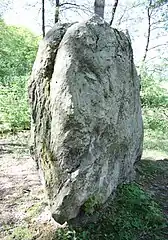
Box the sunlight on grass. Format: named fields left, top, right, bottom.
left=142, top=149, right=168, bottom=160
left=7, top=226, right=33, bottom=240
left=143, top=128, right=168, bottom=160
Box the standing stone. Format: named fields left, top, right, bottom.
left=29, top=15, right=143, bottom=224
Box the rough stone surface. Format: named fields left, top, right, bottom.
left=29, top=15, right=143, bottom=224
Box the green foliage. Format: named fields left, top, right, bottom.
left=0, top=19, right=38, bottom=85
left=143, top=108, right=168, bottom=132
left=8, top=226, right=33, bottom=240
left=0, top=76, right=30, bottom=131
left=140, top=71, right=168, bottom=156
left=0, top=20, right=38, bottom=131
left=152, top=0, right=168, bottom=8
left=141, top=73, right=168, bottom=108
left=83, top=195, right=102, bottom=215
left=54, top=228, right=87, bottom=240
left=141, top=72, right=168, bottom=135
left=53, top=183, right=167, bottom=240
left=25, top=203, right=43, bottom=218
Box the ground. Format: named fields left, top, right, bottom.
left=0, top=131, right=168, bottom=239
left=0, top=132, right=62, bottom=240
left=136, top=159, right=168, bottom=239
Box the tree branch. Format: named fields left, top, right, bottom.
left=60, top=2, right=81, bottom=7
left=110, top=0, right=119, bottom=26
left=148, top=43, right=168, bottom=51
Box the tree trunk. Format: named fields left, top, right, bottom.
left=110, top=0, right=119, bottom=26
left=55, top=0, right=60, bottom=23
left=143, top=0, right=152, bottom=62
left=94, top=0, right=105, bottom=19
left=42, top=0, right=45, bottom=37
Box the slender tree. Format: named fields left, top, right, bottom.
left=55, top=0, right=60, bottom=23
left=110, top=0, right=119, bottom=26
left=42, top=0, right=45, bottom=37
left=142, top=0, right=168, bottom=62
left=94, top=0, right=105, bottom=18
left=143, top=0, right=152, bottom=62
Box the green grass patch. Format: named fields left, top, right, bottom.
left=8, top=226, right=33, bottom=240
left=136, top=159, right=168, bottom=186
left=25, top=202, right=43, bottom=219
left=138, top=160, right=168, bottom=177
left=53, top=183, right=167, bottom=240
left=143, top=128, right=168, bottom=155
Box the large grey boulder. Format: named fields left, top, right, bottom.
left=29, top=15, right=143, bottom=224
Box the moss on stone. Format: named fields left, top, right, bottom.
left=83, top=195, right=102, bottom=215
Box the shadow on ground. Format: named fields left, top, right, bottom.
left=136, top=158, right=168, bottom=217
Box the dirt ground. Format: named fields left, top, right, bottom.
left=0, top=132, right=61, bottom=240
left=0, top=131, right=168, bottom=239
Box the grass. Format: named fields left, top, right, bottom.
left=53, top=183, right=167, bottom=240
left=137, top=159, right=168, bottom=177
left=142, top=127, right=168, bottom=161
left=25, top=202, right=43, bottom=219
left=7, top=225, right=33, bottom=240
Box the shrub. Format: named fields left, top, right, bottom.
left=141, top=72, right=168, bottom=109
left=0, top=76, right=30, bottom=131
left=141, top=72, right=168, bottom=134
left=0, top=20, right=38, bottom=131
left=0, top=19, right=38, bottom=85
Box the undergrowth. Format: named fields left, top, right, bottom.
left=0, top=76, right=30, bottom=131
left=8, top=225, right=33, bottom=240
left=141, top=72, right=168, bottom=156
left=53, top=183, right=167, bottom=240
left=0, top=20, right=38, bottom=132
